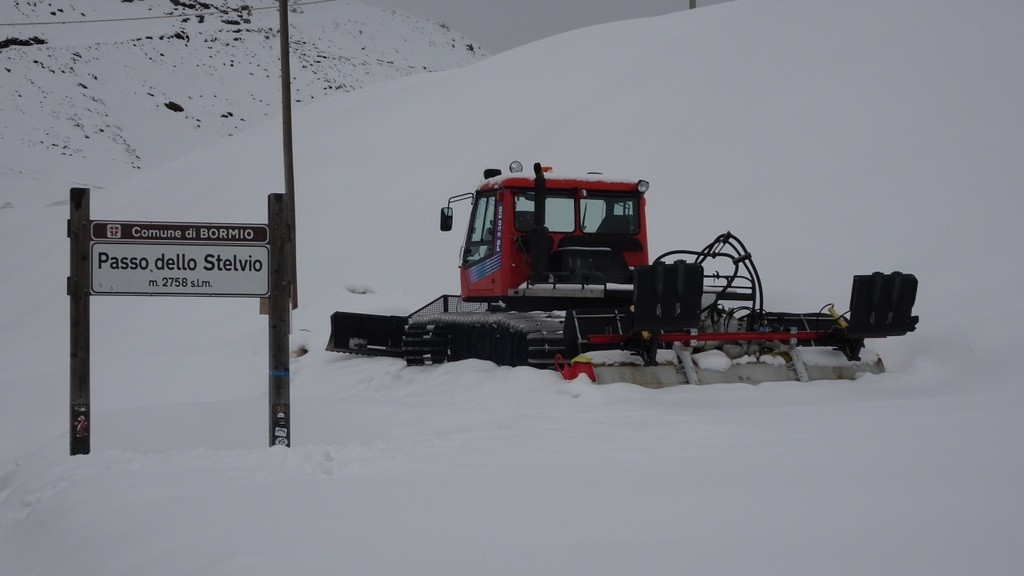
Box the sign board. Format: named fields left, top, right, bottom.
left=91, top=242, right=270, bottom=297
left=92, top=221, right=269, bottom=244
left=87, top=221, right=271, bottom=297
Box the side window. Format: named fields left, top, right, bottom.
left=581, top=196, right=638, bottom=234
left=463, top=193, right=496, bottom=266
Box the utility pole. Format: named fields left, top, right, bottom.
left=269, top=0, right=295, bottom=446
left=278, top=0, right=298, bottom=309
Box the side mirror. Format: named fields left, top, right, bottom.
left=440, top=207, right=454, bottom=232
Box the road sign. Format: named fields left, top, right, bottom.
left=91, top=221, right=269, bottom=244
left=69, top=191, right=291, bottom=455
left=91, top=242, right=270, bottom=297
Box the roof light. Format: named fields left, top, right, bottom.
left=509, top=161, right=523, bottom=173
left=637, top=180, right=650, bottom=193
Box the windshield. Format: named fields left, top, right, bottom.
left=513, top=190, right=638, bottom=235
left=513, top=191, right=574, bottom=233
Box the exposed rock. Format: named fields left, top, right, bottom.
left=0, top=37, right=47, bottom=51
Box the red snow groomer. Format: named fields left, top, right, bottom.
left=328, top=162, right=918, bottom=387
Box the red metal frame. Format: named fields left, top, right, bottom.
left=586, top=330, right=834, bottom=346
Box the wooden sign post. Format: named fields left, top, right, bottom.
left=68, top=188, right=91, bottom=455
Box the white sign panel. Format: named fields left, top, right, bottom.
left=91, top=243, right=270, bottom=297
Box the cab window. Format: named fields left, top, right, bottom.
left=463, top=192, right=496, bottom=266
left=580, top=195, right=639, bottom=234
left=513, top=191, right=575, bottom=233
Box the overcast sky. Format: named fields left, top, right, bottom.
left=362, top=0, right=732, bottom=53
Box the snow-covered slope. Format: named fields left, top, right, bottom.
left=1, top=0, right=1023, bottom=574
left=0, top=0, right=484, bottom=199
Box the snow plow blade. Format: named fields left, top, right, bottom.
left=326, top=311, right=407, bottom=358
left=326, top=296, right=492, bottom=360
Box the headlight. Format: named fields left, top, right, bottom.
left=637, top=180, right=650, bottom=193
left=509, top=161, right=524, bottom=173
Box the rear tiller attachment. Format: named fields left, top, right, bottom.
left=562, top=251, right=918, bottom=386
